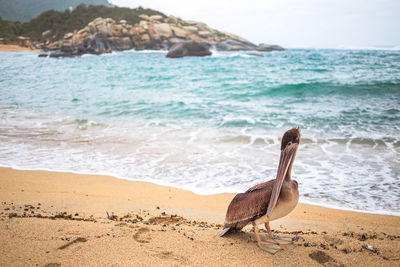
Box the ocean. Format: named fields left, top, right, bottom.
left=0, top=48, right=399, bottom=215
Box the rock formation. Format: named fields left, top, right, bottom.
left=257, top=43, right=285, bottom=51
left=40, top=16, right=284, bottom=58
left=166, top=40, right=211, bottom=58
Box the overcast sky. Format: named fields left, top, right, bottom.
left=110, top=0, right=400, bottom=48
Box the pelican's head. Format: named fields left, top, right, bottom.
left=281, top=127, right=301, bottom=151
left=278, top=127, right=301, bottom=180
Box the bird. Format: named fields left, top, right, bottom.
left=219, top=127, right=301, bottom=254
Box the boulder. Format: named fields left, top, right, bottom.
left=184, top=20, right=197, bottom=25
left=72, top=31, right=83, bottom=45
left=154, top=23, right=173, bottom=38
left=204, top=25, right=215, bottom=33
left=105, top=18, right=115, bottom=24
left=133, top=25, right=146, bottom=34
left=82, top=36, right=113, bottom=55
left=215, top=38, right=257, bottom=51
left=42, top=30, right=51, bottom=38
left=139, top=14, right=150, bottom=20
left=166, top=15, right=178, bottom=24
left=256, top=43, right=285, bottom=51
left=195, top=23, right=208, bottom=32
left=166, top=40, right=211, bottom=58
left=119, top=19, right=127, bottom=24
left=121, top=27, right=129, bottom=36
left=171, top=26, right=187, bottom=38
left=64, top=32, right=73, bottom=39
left=139, top=20, right=149, bottom=30
left=147, top=24, right=160, bottom=40
left=160, top=39, right=169, bottom=49
left=150, top=15, right=163, bottom=21
left=87, top=17, right=114, bottom=38
left=109, top=37, right=134, bottom=50
left=168, top=37, right=185, bottom=46
left=198, top=31, right=211, bottom=38
left=78, top=27, right=89, bottom=34
left=111, top=24, right=124, bottom=36
left=49, top=43, right=83, bottom=58
left=96, top=24, right=112, bottom=37
left=88, top=23, right=96, bottom=34
left=183, top=26, right=198, bottom=33
left=49, top=50, right=72, bottom=58
left=90, top=17, right=104, bottom=25
left=141, top=34, right=150, bottom=42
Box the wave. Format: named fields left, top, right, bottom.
left=244, top=82, right=400, bottom=99
left=289, top=45, right=400, bottom=51
left=335, top=45, right=400, bottom=51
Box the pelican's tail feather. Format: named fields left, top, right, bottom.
left=219, top=227, right=234, bottom=237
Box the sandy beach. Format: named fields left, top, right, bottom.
left=0, top=167, right=399, bottom=266
left=0, top=44, right=40, bottom=52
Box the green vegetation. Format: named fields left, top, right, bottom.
left=0, top=17, right=23, bottom=40
left=0, top=4, right=166, bottom=42
left=215, top=31, right=230, bottom=39
left=0, top=0, right=112, bottom=22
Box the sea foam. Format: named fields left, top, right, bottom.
left=0, top=49, right=399, bottom=215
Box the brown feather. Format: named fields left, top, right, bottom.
left=223, top=182, right=274, bottom=230
left=245, top=179, right=275, bottom=193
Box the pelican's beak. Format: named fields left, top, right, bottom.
left=267, top=143, right=298, bottom=217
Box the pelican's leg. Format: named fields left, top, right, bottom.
left=265, top=222, right=275, bottom=239
left=264, top=222, right=293, bottom=245
left=252, top=222, right=282, bottom=254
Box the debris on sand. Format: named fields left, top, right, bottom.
left=58, top=237, right=87, bottom=250
left=362, top=244, right=379, bottom=254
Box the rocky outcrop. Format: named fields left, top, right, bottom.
left=166, top=40, right=211, bottom=58
left=257, top=43, right=285, bottom=51
left=40, top=16, right=284, bottom=57
left=215, top=39, right=258, bottom=51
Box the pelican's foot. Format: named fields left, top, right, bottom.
left=258, top=241, right=282, bottom=254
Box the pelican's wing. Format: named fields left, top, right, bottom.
left=223, top=186, right=273, bottom=229
left=246, top=180, right=275, bottom=193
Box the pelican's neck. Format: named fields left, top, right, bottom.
left=285, top=169, right=292, bottom=181
left=285, top=149, right=297, bottom=181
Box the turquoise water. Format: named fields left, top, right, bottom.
left=1, top=49, right=399, bottom=215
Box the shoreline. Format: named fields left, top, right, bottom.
left=3, top=165, right=399, bottom=217
left=0, top=167, right=399, bottom=266
left=0, top=44, right=40, bottom=52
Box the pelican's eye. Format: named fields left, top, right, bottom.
left=287, top=141, right=292, bottom=146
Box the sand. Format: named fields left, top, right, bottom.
left=0, top=44, right=40, bottom=52
left=0, top=167, right=399, bottom=266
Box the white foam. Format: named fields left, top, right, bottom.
left=0, top=106, right=399, bottom=216
left=123, top=49, right=168, bottom=54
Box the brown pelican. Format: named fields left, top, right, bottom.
left=219, top=127, right=301, bottom=254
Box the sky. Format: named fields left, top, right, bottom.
left=109, top=0, right=400, bottom=48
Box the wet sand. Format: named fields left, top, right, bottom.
left=0, top=44, right=40, bottom=52
left=0, top=167, right=399, bottom=266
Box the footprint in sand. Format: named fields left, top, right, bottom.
left=133, top=227, right=151, bottom=243
left=154, top=251, right=189, bottom=264
left=309, top=250, right=344, bottom=267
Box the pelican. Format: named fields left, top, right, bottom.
left=219, top=127, right=301, bottom=254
